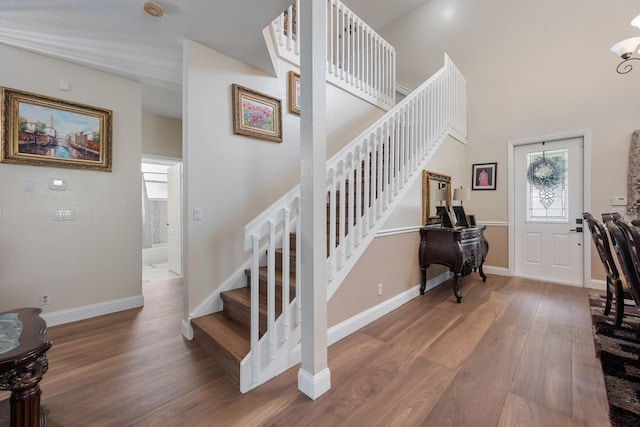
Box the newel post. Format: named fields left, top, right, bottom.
left=297, top=0, right=331, bottom=399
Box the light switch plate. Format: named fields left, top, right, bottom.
left=52, top=209, right=74, bottom=221
left=193, top=207, right=202, bottom=220
left=611, top=196, right=627, bottom=206
left=49, top=178, right=67, bottom=190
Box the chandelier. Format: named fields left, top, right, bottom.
left=611, top=15, right=640, bottom=74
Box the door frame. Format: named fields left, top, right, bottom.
left=141, top=155, right=183, bottom=278
left=507, top=129, right=592, bottom=287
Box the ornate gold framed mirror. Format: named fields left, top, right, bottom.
left=422, top=170, right=452, bottom=224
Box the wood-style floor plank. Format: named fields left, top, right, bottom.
left=421, top=321, right=529, bottom=426
left=14, top=276, right=611, bottom=427
left=509, top=285, right=575, bottom=417
left=349, top=355, right=457, bottom=426
left=421, top=289, right=511, bottom=370
left=498, top=392, right=573, bottom=427
left=569, top=286, right=611, bottom=427
left=359, top=282, right=450, bottom=342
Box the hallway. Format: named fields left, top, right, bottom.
left=143, top=262, right=181, bottom=284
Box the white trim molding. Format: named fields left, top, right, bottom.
left=298, top=367, right=331, bottom=400
left=377, top=225, right=421, bottom=237
left=477, top=221, right=508, bottom=227
left=42, top=294, right=144, bottom=327
left=181, top=319, right=194, bottom=340
left=586, top=278, right=606, bottom=292
left=396, top=83, right=412, bottom=97
left=483, top=266, right=509, bottom=276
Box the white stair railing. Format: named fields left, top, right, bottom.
left=270, top=0, right=396, bottom=111
left=240, top=54, right=466, bottom=393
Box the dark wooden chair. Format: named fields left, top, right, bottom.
left=611, top=214, right=640, bottom=310
left=603, top=214, right=640, bottom=317
left=583, top=212, right=626, bottom=326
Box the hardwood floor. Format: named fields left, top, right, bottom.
left=8, top=274, right=610, bottom=426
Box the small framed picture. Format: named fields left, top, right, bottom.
left=288, top=71, right=300, bottom=115
left=472, top=162, right=497, bottom=190
left=436, top=206, right=455, bottom=228
left=232, top=84, right=282, bottom=142
left=452, top=205, right=469, bottom=227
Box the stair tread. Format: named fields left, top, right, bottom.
left=192, top=312, right=250, bottom=361
left=244, top=265, right=296, bottom=284
left=222, top=285, right=294, bottom=309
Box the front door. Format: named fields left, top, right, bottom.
left=514, top=137, right=584, bottom=285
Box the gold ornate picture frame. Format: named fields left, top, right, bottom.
left=232, top=84, right=282, bottom=142
left=1, top=86, right=112, bottom=171
left=288, top=71, right=301, bottom=115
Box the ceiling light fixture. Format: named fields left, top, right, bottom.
left=143, top=2, right=164, bottom=18
left=611, top=15, right=640, bottom=74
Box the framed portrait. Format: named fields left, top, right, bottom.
left=472, top=162, right=497, bottom=190
left=232, top=84, right=282, bottom=142
left=288, top=71, right=301, bottom=115
left=1, top=86, right=112, bottom=171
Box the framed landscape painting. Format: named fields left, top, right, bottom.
left=1, top=87, right=112, bottom=171
left=472, top=162, right=497, bottom=190
left=232, top=84, right=282, bottom=142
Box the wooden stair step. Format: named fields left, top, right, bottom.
left=221, top=285, right=294, bottom=334
left=275, top=248, right=296, bottom=272
left=245, top=265, right=296, bottom=289
left=191, top=312, right=250, bottom=385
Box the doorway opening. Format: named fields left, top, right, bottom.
left=142, top=157, right=182, bottom=283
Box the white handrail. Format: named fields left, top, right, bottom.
left=270, top=0, right=396, bottom=111
left=241, top=54, right=466, bottom=392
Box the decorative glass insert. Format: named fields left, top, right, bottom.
left=0, top=313, right=23, bottom=354
left=526, top=148, right=568, bottom=221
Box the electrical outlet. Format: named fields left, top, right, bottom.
left=40, top=293, right=50, bottom=306
left=377, top=283, right=383, bottom=296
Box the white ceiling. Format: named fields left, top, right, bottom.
left=0, top=0, right=430, bottom=119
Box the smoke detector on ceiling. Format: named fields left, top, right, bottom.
left=143, top=2, right=164, bottom=17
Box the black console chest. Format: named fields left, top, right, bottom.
left=419, top=225, right=489, bottom=302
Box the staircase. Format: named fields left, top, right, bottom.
left=191, top=0, right=467, bottom=394
left=192, top=54, right=466, bottom=393
left=191, top=158, right=373, bottom=385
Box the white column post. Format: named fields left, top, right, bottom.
left=297, top=0, right=331, bottom=400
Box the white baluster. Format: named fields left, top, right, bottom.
left=282, top=207, right=290, bottom=343
left=250, top=234, right=260, bottom=385
left=268, top=220, right=276, bottom=361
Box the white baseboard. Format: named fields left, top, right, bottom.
left=42, top=295, right=144, bottom=327
left=182, top=319, right=194, bottom=340
left=483, top=265, right=509, bottom=276
left=298, top=367, right=331, bottom=400
left=586, top=278, right=606, bottom=291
